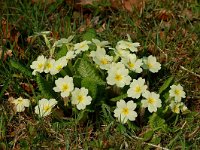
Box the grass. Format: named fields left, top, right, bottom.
left=0, top=0, right=200, bottom=149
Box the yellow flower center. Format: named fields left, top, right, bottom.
left=115, top=74, right=122, bottom=81
left=56, top=65, right=62, bottom=71
left=135, top=86, right=141, bottom=93
left=44, top=105, right=51, bottom=112
left=62, top=84, right=69, bottom=91
left=147, top=63, right=153, bottom=68
left=128, top=61, right=135, bottom=68
left=173, top=106, right=179, bottom=113
left=174, top=89, right=180, bottom=96
left=122, top=107, right=129, bottom=115
left=46, top=63, right=52, bottom=69
left=17, top=98, right=23, bottom=104
left=77, top=95, right=84, bottom=103
left=80, top=44, right=85, bottom=49
left=38, top=63, right=43, bottom=69
left=147, top=97, right=155, bottom=104
left=100, top=58, right=108, bottom=65
left=127, top=43, right=132, bottom=48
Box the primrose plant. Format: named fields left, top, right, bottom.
left=11, top=32, right=188, bottom=126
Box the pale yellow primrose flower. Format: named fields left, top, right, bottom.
left=35, top=98, right=57, bottom=117
left=50, top=57, right=68, bottom=75
left=92, top=38, right=110, bottom=48
left=30, top=55, right=47, bottom=75
left=143, top=55, right=161, bottom=73
left=74, top=40, right=91, bottom=54
left=65, top=51, right=76, bottom=60
left=44, top=58, right=55, bottom=73
left=117, top=40, right=140, bottom=52
left=71, top=87, right=92, bottom=110
left=106, top=62, right=131, bottom=87
left=11, top=97, right=30, bottom=112
left=141, top=91, right=162, bottom=113
left=127, top=77, right=148, bottom=99
left=114, top=99, right=138, bottom=124
left=114, top=44, right=131, bottom=58
left=90, top=47, right=113, bottom=70
left=169, top=84, right=186, bottom=102
left=121, top=53, right=143, bottom=73
left=169, top=101, right=187, bottom=114
left=53, top=75, right=74, bottom=98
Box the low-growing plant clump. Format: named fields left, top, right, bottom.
left=11, top=32, right=188, bottom=127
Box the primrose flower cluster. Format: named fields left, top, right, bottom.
left=11, top=97, right=57, bottom=117
left=169, top=84, right=187, bottom=113
left=12, top=35, right=187, bottom=123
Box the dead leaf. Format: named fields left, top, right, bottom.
left=1, top=18, right=24, bottom=59
left=123, top=0, right=145, bottom=12
left=20, top=82, right=33, bottom=94
left=156, top=9, right=174, bottom=21
left=0, top=48, right=13, bottom=61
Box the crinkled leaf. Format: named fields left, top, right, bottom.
left=149, top=113, right=166, bottom=131
left=55, top=44, right=68, bottom=60
left=143, top=130, right=154, bottom=142
left=74, top=57, right=105, bottom=84
left=81, top=77, right=98, bottom=99
left=82, top=28, right=96, bottom=41
left=36, top=74, right=57, bottom=99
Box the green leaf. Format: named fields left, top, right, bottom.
left=101, top=103, right=114, bottom=122
left=55, top=44, right=68, bottom=60
left=81, top=77, right=98, bottom=99
left=82, top=28, right=96, bottom=41
left=74, top=57, right=105, bottom=84
left=150, top=136, right=161, bottom=145
left=36, top=74, right=57, bottom=99
left=149, top=113, right=166, bottom=131
left=0, top=79, right=10, bottom=100
left=10, top=59, right=32, bottom=77
left=159, top=76, right=174, bottom=94
left=143, top=130, right=154, bottom=142
left=110, top=94, right=128, bottom=102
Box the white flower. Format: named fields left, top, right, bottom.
left=117, top=40, right=140, bottom=52
left=169, top=101, right=181, bottom=114
left=30, top=55, right=47, bottom=75
left=92, top=38, right=110, bottom=48
left=65, top=51, right=76, bottom=60
left=50, top=57, right=68, bottom=75
left=35, top=98, right=57, bottom=117
left=44, top=58, right=55, bottom=73
left=106, top=62, right=131, bottom=87
left=114, top=44, right=131, bottom=58
left=90, top=47, right=113, bottom=70
left=71, top=87, right=92, bottom=110
left=127, top=77, right=147, bottom=99
left=142, top=55, right=161, bottom=73
left=11, top=97, right=30, bottom=112
left=141, top=91, right=162, bottom=113
left=121, top=54, right=143, bottom=73
left=114, top=99, right=137, bottom=124
left=74, top=40, right=91, bottom=54
left=170, top=101, right=188, bottom=114
left=169, top=84, right=186, bottom=102
left=53, top=75, right=74, bottom=97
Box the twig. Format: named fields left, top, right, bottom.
left=130, top=135, right=170, bottom=150
left=180, top=66, right=200, bottom=78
